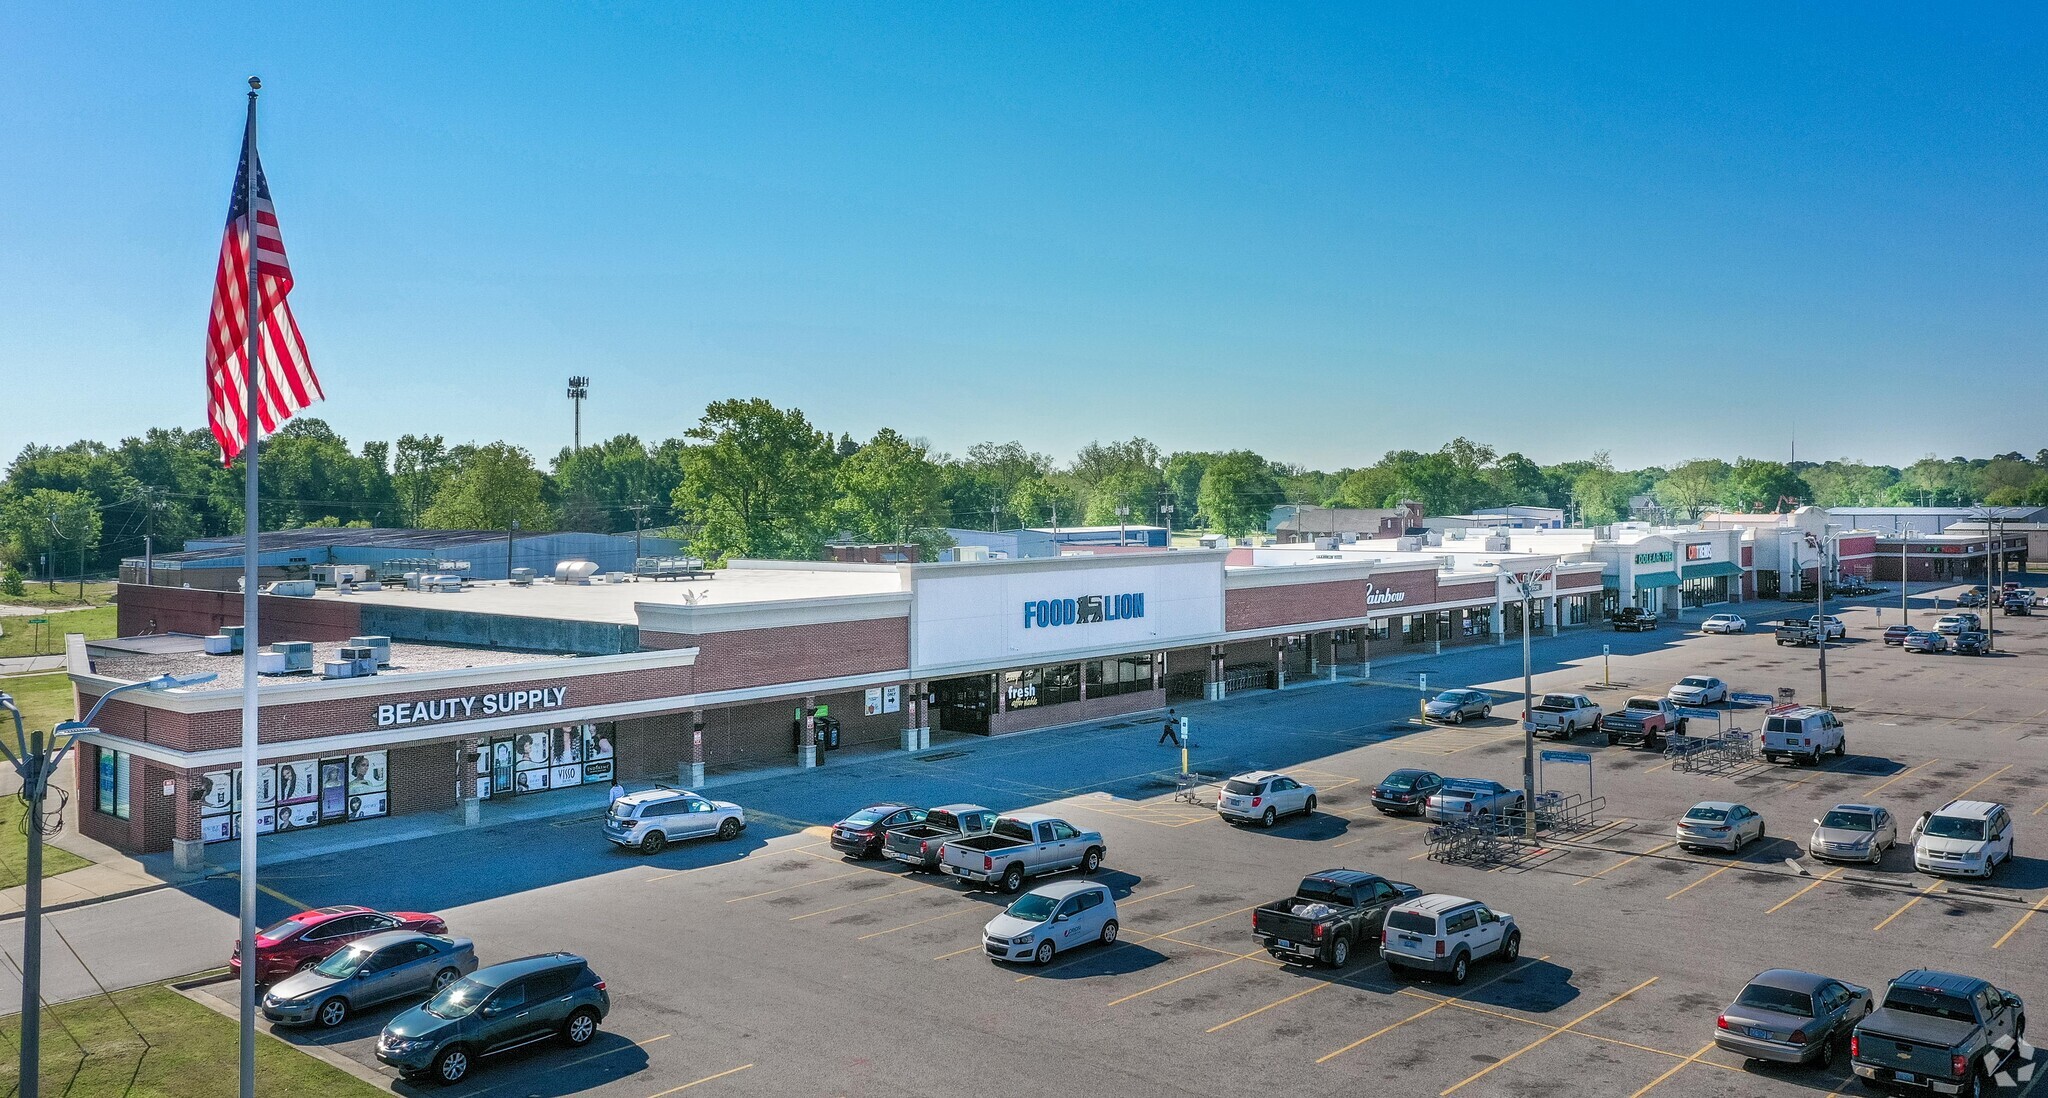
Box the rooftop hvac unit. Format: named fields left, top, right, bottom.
left=951, top=545, right=991, bottom=562
left=1483, top=535, right=1510, bottom=552
left=264, top=579, right=317, bottom=597
left=311, top=564, right=369, bottom=587
left=322, top=659, right=360, bottom=679
left=606, top=571, right=631, bottom=584
left=221, top=625, right=245, bottom=652
left=1394, top=535, right=1423, bottom=551
left=421, top=574, right=463, bottom=592
left=203, top=634, right=234, bottom=656
left=555, top=560, right=600, bottom=584
left=270, top=641, right=314, bottom=672
left=403, top=572, right=422, bottom=590
left=1340, top=532, right=1358, bottom=544
left=1313, top=536, right=1339, bottom=550
left=338, top=646, right=378, bottom=676
left=509, top=567, right=536, bottom=586
left=346, top=636, right=392, bottom=666
left=256, top=650, right=289, bottom=675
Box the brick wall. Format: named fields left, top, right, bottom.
left=391, top=743, right=457, bottom=815
left=640, top=617, right=908, bottom=692
left=989, top=687, right=1164, bottom=735
left=1226, top=580, right=1366, bottom=631
left=116, top=583, right=363, bottom=641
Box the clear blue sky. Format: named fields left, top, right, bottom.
left=5, top=4, right=2043, bottom=472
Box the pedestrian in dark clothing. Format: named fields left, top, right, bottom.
left=1158, top=709, right=1181, bottom=746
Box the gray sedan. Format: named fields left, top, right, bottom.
left=1421, top=690, right=1493, bottom=724
left=1808, top=804, right=1898, bottom=865
left=1714, top=969, right=1871, bottom=1066
left=261, top=930, right=477, bottom=1028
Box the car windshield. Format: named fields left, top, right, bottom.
left=1432, top=692, right=1465, bottom=704
left=259, top=916, right=318, bottom=940
left=1686, top=806, right=1729, bottom=822
left=1381, top=773, right=1420, bottom=790
left=313, top=943, right=374, bottom=979
left=1224, top=779, right=1264, bottom=796
left=1923, top=816, right=1985, bottom=841
left=1004, top=893, right=1059, bottom=921
left=1679, top=678, right=1711, bottom=688
left=1736, top=983, right=1814, bottom=1018
left=422, top=976, right=492, bottom=1019
left=1820, top=811, right=1875, bottom=832
left=843, top=809, right=890, bottom=826
left=1385, top=911, right=1436, bottom=934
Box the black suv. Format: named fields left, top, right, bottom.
left=377, top=952, right=609, bottom=1085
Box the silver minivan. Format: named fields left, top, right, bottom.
left=981, top=880, right=1119, bottom=965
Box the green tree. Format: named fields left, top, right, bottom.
left=421, top=443, right=552, bottom=531
left=552, top=434, right=676, bottom=533
left=1652, top=459, right=1732, bottom=520
left=0, top=488, right=102, bottom=588
left=669, top=399, right=837, bottom=562
left=1084, top=466, right=1160, bottom=525
left=1007, top=474, right=1085, bottom=529
left=834, top=428, right=948, bottom=552
left=1161, top=452, right=1210, bottom=527
left=257, top=420, right=395, bottom=528
left=1, top=566, right=23, bottom=597
left=1723, top=458, right=1807, bottom=512
left=1197, top=450, right=1283, bottom=537
left=1569, top=453, right=1637, bottom=524
left=394, top=434, right=454, bottom=528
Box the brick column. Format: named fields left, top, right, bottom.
left=799, top=695, right=818, bottom=769
left=900, top=683, right=921, bottom=752
left=1205, top=645, right=1225, bottom=701
left=1274, top=637, right=1287, bottom=689
left=914, top=683, right=931, bottom=750
left=170, top=766, right=207, bottom=871
left=456, top=736, right=482, bottom=826
left=686, top=709, right=707, bottom=787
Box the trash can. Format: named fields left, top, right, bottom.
left=818, top=716, right=842, bottom=751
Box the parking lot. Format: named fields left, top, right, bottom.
left=194, top=582, right=2048, bottom=1097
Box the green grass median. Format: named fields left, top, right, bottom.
left=0, top=983, right=384, bottom=1096
left=0, top=605, right=117, bottom=658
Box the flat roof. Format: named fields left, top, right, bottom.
left=307, top=561, right=909, bottom=625
left=87, top=636, right=561, bottom=692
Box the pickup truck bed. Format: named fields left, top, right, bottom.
left=1252, top=871, right=1419, bottom=969
left=882, top=805, right=996, bottom=870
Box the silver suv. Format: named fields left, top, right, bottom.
left=603, top=788, right=745, bottom=854
left=1380, top=894, right=1520, bottom=985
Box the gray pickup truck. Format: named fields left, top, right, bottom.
left=1251, top=869, right=1420, bottom=969
left=1601, top=696, right=1685, bottom=749
left=1527, top=693, right=1603, bottom=740
left=882, top=804, right=998, bottom=871
left=1851, top=970, right=2026, bottom=1097
left=938, top=813, right=1106, bottom=894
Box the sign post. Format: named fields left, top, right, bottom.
left=1602, top=644, right=1610, bottom=686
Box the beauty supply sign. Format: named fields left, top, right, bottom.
left=376, top=687, right=568, bottom=728
left=913, top=558, right=1222, bottom=671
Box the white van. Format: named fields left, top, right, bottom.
left=1760, top=706, right=1844, bottom=766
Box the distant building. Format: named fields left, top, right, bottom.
left=941, top=529, right=1060, bottom=560
left=1421, top=505, right=1565, bottom=532
left=1027, top=524, right=1170, bottom=549
left=826, top=543, right=922, bottom=564
left=1824, top=505, right=2046, bottom=538
left=1267, top=503, right=1424, bottom=542
left=122, top=527, right=683, bottom=589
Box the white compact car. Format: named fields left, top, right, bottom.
left=1667, top=676, right=1729, bottom=706
left=1216, top=771, right=1317, bottom=828
left=981, top=880, right=1119, bottom=965
left=1676, top=801, right=1765, bottom=852
left=1913, top=799, right=2016, bottom=879
left=1700, top=614, right=1747, bottom=635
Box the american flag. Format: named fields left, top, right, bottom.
left=205, top=117, right=320, bottom=464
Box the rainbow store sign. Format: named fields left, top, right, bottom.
left=1022, top=593, right=1146, bottom=629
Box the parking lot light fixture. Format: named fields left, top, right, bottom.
left=1497, top=558, right=1556, bottom=840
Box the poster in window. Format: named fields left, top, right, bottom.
left=318, top=759, right=348, bottom=820
left=515, top=731, right=550, bottom=772
left=347, top=751, right=388, bottom=795
left=580, top=726, right=613, bottom=784
left=347, top=792, right=388, bottom=820
left=200, top=814, right=233, bottom=843
left=254, top=765, right=278, bottom=807
left=551, top=726, right=583, bottom=766
left=883, top=685, right=901, bottom=714
left=254, top=807, right=276, bottom=835
left=492, top=740, right=515, bottom=795
left=477, top=773, right=493, bottom=799
left=864, top=687, right=883, bottom=716
left=550, top=763, right=583, bottom=788
left=515, top=767, right=551, bottom=794
left=98, top=751, right=117, bottom=815
left=200, top=770, right=236, bottom=815
left=277, top=759, right=319, bottom=805
left=275, top=802, right=321, bottom=831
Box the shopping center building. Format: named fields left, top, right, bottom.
left=67, top=548, right=1604, bottom=867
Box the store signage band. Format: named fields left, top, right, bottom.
left=377, top=687, right=568, bottom=728
left=1022, top=592, right=1145, bottom=629
left=1684, top=543, right=1714, bottom=561
left=1635, top=551, right=1674, bottom=565
left=1364, top=583, right=1406, bottom=606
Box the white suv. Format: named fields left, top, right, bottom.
left=1913, top=799, right=2016, bottom=879
left=603, top=788, right=746, bottom=854
left=1380, top=894, right=1520, bottom=985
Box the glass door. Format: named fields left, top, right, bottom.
left=491, top=739, right=515, bottom=797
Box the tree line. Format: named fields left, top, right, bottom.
left=3, top=400, right=2044, bottom=584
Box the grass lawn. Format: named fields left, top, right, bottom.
left=0, top=673, right=95, bottom=890
left=0, top=580, right=118, bottom=609
left=0, top=605, right=117, bottom=658
left=0, top=797, right=92, bottom=890
left=1, top=671, right=77, bottom=737
left=0, top=983, right=385, bottom=1096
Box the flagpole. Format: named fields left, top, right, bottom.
left=236, top=74, right=263, bottom=1098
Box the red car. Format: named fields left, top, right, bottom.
left=228, top=905, right=447, bottom=983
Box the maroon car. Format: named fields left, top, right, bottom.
left=229, top=905, right=447, bottom=983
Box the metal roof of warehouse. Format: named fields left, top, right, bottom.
left=144, top=527, right=611, bottom=563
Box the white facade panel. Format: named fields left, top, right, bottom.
left=910, top=558, right=1225, bottom=671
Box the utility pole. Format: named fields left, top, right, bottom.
left=1899, top=530, right=1912, bottom=625
left=566, top=376, right=590, bottom=453
left=1115, top=505, right=1130, bottom=547
left=1499, top=559, right=1554, bottom=841
left=507, top=520, right=520, bottom=579
left=626, top=503, right=650, bottom=566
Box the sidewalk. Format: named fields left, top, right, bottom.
left=0, top=821, right=210, bottom=920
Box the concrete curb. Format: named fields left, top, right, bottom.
left=173, top=978, right=397, bottom=1091
left=0, top=879, right=181, bottom=924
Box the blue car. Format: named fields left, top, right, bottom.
left=377, top=953, right=609, bottom=1086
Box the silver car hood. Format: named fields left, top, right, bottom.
left=1811, top=826, right=1873, bottom=846
left=266, top=966, right=348, bottom=1002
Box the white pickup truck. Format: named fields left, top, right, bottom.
left=938, top=813, right=1107, bottom=894
left=1526, top=693, right=1603, bottom=740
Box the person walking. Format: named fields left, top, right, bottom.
left=608, top=779, right=626, bottom=807
left=1158, top=708, right=1181, bottom=747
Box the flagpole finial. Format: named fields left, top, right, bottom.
left=248, top=76, right=261, bottom=91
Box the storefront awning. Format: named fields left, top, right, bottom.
left=1632, top=571, right=1680, bottom=589
left=1680, top=561, right=1743, bottom=580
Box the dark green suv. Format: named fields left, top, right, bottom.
left=375, top=952, right=608, bottom=1085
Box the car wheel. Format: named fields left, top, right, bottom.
left=1481, top=707, right=1492, bottom=719
left=639, top=831, right=667, bottom=855
left=433, top=1046, right=471, bottom=1086
left=432, top=967, right=460, bottom=992
left=1835, top=738, right=1846, bottom=757
left=1261, top=807, right=1277, bottom=829
left=1303, top=795, right=1317, bottom=816
left=1448, top=953, right=1470, bottom=985
left=1450, top=711, right=1464, bottom=725
left=718, top=818, right=742, bottom=841
left=316, top=996, right=348, bottom=1028
left=1034, top=940, right=1055, bottom=965
left=1000, top=864, right=1025, bottom=895
left=561, top=1007, right=600, bottom=1047
left=1814, top=1033, right=1836, bottom=1068
left=1100, top=919, right=1119, bottom=947
left=1081, top=847, right=1102, bottom=874
left=1962, top=1069, right=1985, bottom=1098
left=1329, top=935, right=1351, bottom=969
left=1606, top=734, right=1619, bottom=746
left=1501, top=930, right=1521, bottom=962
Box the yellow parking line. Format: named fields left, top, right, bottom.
left=1118, top=883, right=1199, bottom=907
left=856, top=906, right=979, bottom=941
left=1152, top=902, right=1263, bottom=938
left=223, top=872, right=312, bottom=912
left=788, top=884, right=927, bottom=922
left=1766, top=867, right=1844, bottom=915
left=1626, top=1041, right=1719, bottom=1098
left=2033, top=795, right=2048, bottom=816
left=1872, top=881, right=1943, bottom=932
left=1954, top=764, right=2013, bottom=799
left=1573, top=842, right=1674, bottom=885
left=1992, top=893, right=2048, bottom=950
left=1438, top=977, right=1657, bottom=1095
left=1863, top=758, right=1938, bottom=797
left=933, top=943, right=984, bottom=960
left=1314, top=955, right=1547, bottom=1064
left=645, top=1063, right=753, bottom=1096
left=1423, top=995, right=1741, bottom=1071
left=1106, top=948, right=1266, bottom=1006
left=723, top=869, right=867, bottom=903
left=1208, top=977, right=1344, bottom=1033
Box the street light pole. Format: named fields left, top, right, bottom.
left=0, top=671, right=215, bottom=1096
left=1499, top=558, right=1554, bottom=840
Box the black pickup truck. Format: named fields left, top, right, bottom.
left=1851, top=969, right=2026, bottom=1097
left=1611, top=608, right=1657, bottom=632
left=1251, top=869, right=1419, bottom=969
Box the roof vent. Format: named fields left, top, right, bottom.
left=270, top=641, right=314, bottom=673
left=338, top=646, right=378, bottom=677
left=509, top=567, right=535, bottom=586
left=555, top=560, right=600, bottom=584
left=220, top=625, right=245, bottom=652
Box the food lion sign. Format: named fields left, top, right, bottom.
left=1022, top=592, right=1145, bottom=629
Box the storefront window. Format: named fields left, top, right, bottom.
left=1365, top=618, right=1391, bottom=641
left=1085, top=655, right=1154, bottom=699
left=1566, top=595, right=1592, bottom=625
left=1402, top=615, right=1431, bottom=646
left=1004, top=664, right=1082, bottom=709
left=95, top=747, right=130, bottom=820
left=1461, top=609, right=1488, bottom=637
left=196, top=748, right=396, bottom=844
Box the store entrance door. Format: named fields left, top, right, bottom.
left=490, top=739, right=514, bottom=799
